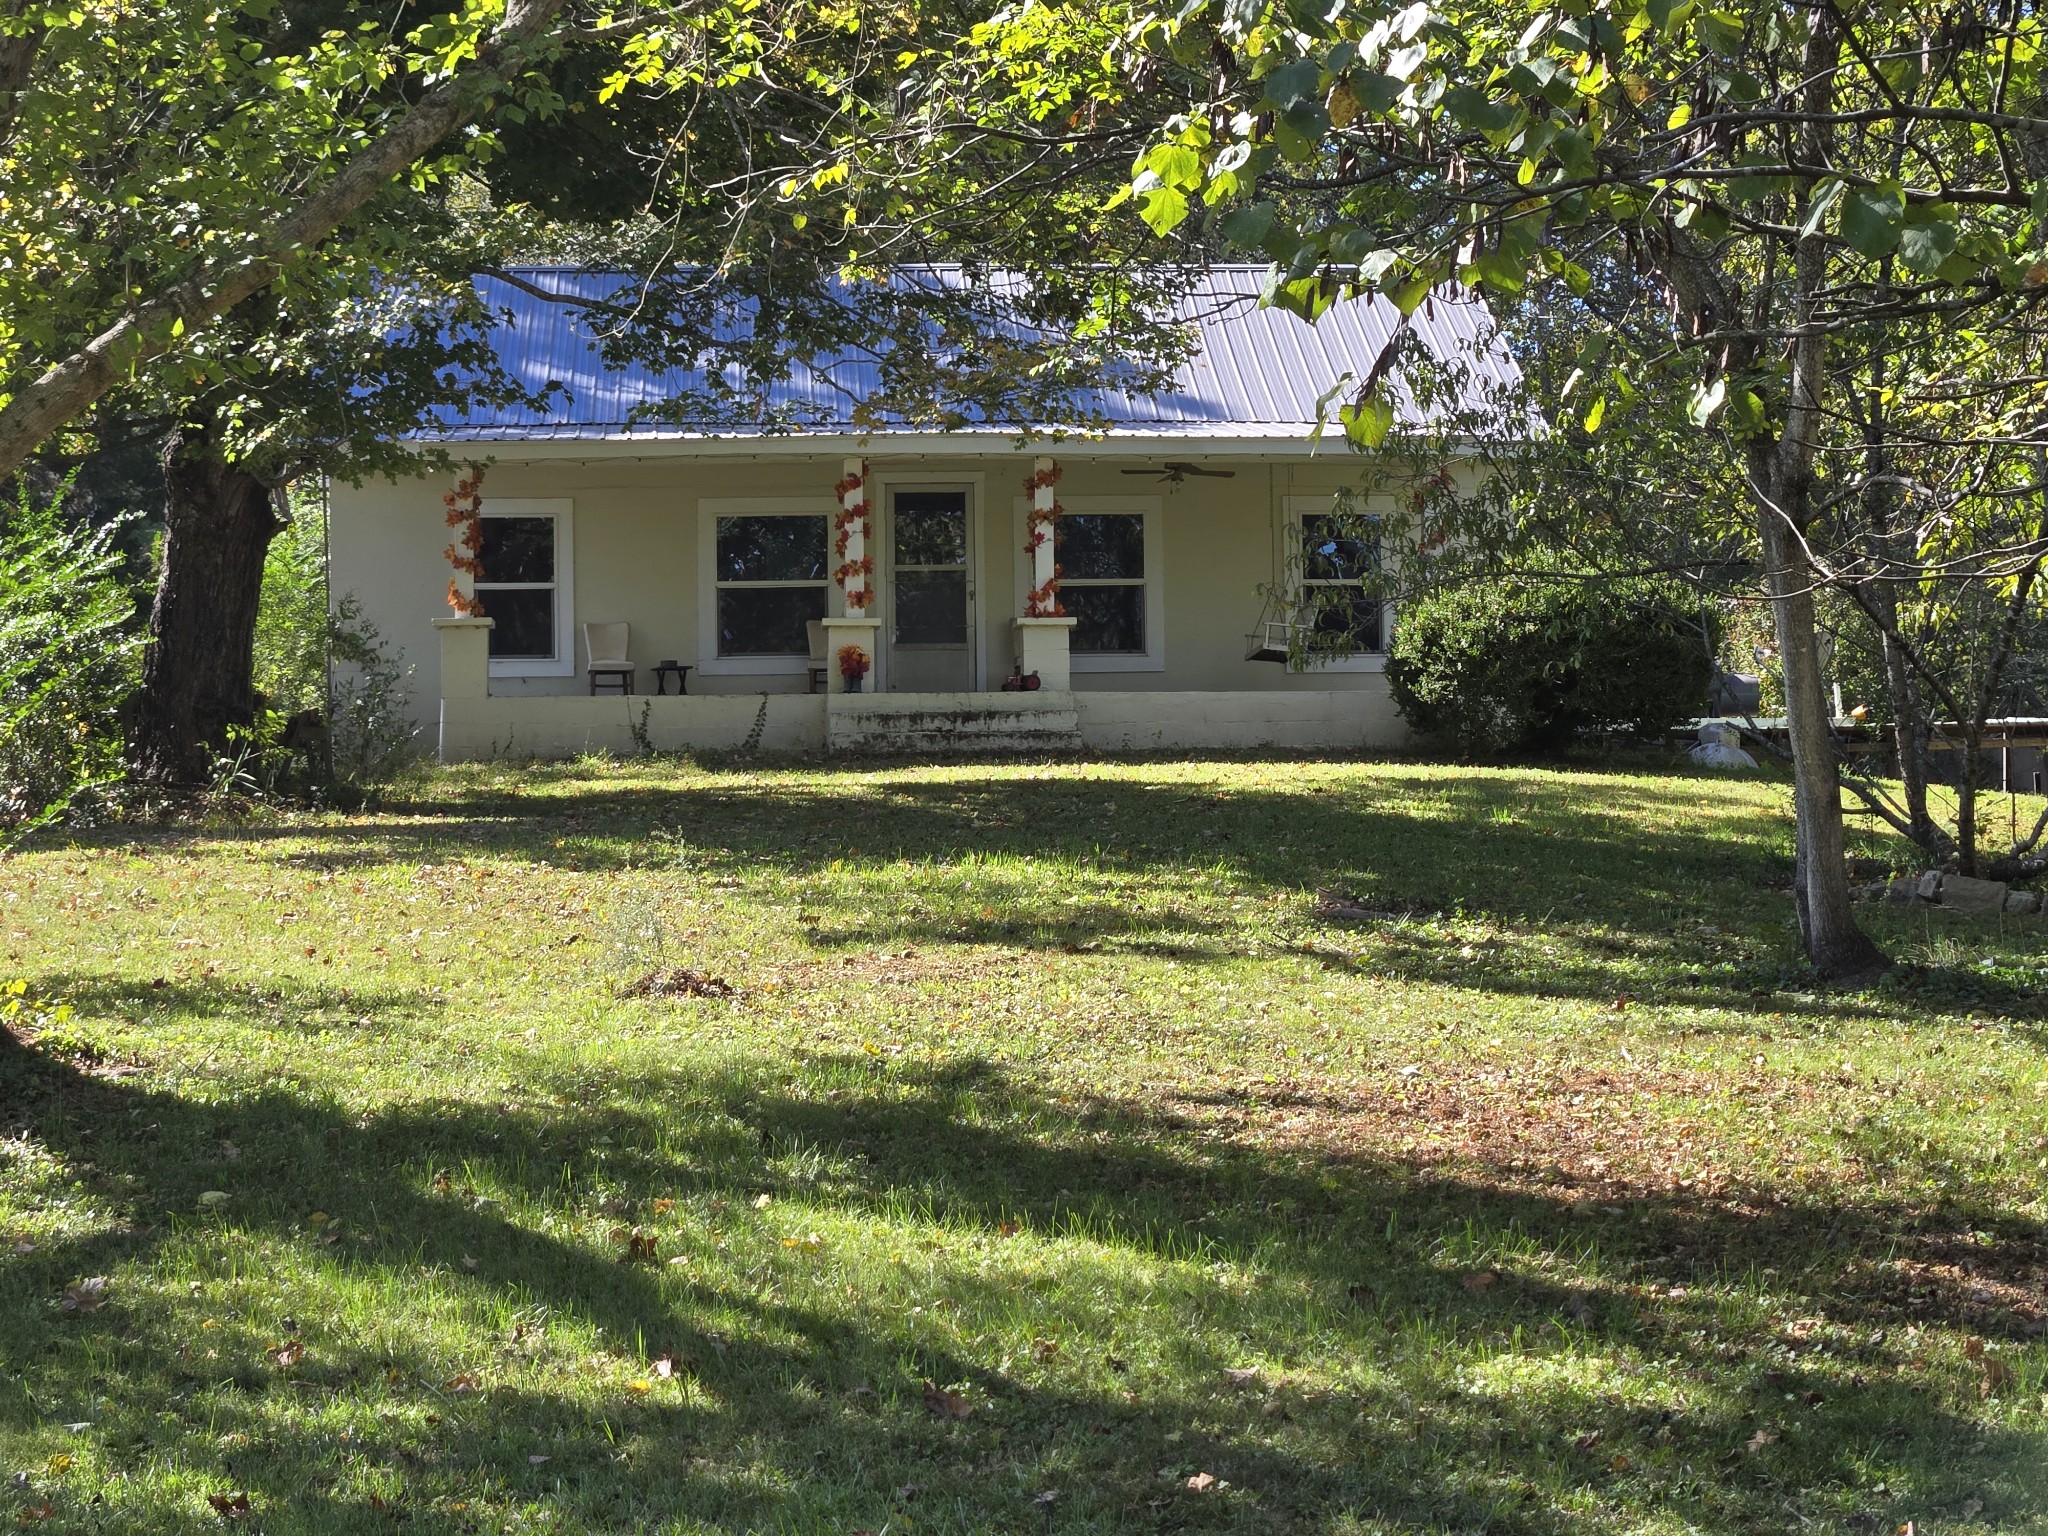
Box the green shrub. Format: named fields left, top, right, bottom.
left=1387, top=576, right=1716, bottom=754
left=248, top=493, right=418, bottom=791
left=0, top=486, right=142, bottom=840
left=253, top=492, right=330, bottom=718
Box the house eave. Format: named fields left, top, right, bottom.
left=409, top=428, right=1487, bottom=461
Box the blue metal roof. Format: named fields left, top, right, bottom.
left=424, top=266, right=1521, bottom=443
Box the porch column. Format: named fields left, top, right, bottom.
left=828, top=458, right=881, bottom=691
left=1015, top=456, right=1075, bottom=689
left=432, top=617, right=494, bottom=700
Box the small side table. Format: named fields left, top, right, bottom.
left=651, top=661, right=692, bottom=696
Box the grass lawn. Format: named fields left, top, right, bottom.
left=2, top=753, right=2045, bottom=1536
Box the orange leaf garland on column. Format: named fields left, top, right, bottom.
left=833, top=458, right=873, bottom=612
left=442, top=468, right=487, bottom=616
left=1023, top=460, right=1064, bottom=617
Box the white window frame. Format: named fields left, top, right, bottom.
left=1012, top=493, right=1164, bottom=673
left=697, top=496, right=839, bottom=676
left=1282, top=494, right=1389, bottom=674
left=478, top=498, right=575, bottom=679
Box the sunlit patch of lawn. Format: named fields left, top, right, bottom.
left=2, top=753, right=2044, bottom=1534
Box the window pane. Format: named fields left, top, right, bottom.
left=892, top=493, right=967, bottom=566
left=717, top=515, right=827, bottom=582
left=1302, top=513, right=1378, bottom=582
left=717, top=585, right=827, bottom=656
left=1057, top=514, right=1144, bottom=580
left=894, top=570, right=967, bottom=645
left=1310, top=588, right=1383, bottom=651
left=480, top=588, right=555, bottom=658
left=1066, top=583, right=1144, bottom=654
left=478, top=516, right=554, bottom=584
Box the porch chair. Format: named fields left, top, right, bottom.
left=805, top=619, right=830, bottom=693
left=583, top=621, right=635, bottom=694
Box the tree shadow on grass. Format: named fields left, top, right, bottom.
left=34, top=760, right=2026, bottom=1025
left=3, top=1039, right=2040, bottom=1535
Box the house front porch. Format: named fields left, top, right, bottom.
left=432, top=614, right=1395, bottom=757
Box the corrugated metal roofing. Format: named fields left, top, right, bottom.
left=424, top=265, right=1521, bottom=443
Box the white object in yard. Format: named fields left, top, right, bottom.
left=1690, top=720, right=1758, bottom=769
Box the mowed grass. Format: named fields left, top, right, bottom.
left=2, top=754, right=2046, bottom=1536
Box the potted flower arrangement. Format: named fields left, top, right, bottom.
left=837, top=643, right=871, bottom=692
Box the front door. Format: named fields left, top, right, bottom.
left=886, top=488, right=974, bottom=691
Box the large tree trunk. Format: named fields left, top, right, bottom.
left=126, top=419, right=285, bottom=784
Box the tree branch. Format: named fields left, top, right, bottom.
left=0, top=0, right=570, bottom=483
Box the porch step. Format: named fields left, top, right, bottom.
left=825, top=690, right=1082, bottom=755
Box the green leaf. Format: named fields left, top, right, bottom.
left=1340, top=393, right=1397, bottom=449
left=1582, top=394, right=1606, bottom=433
left=1695, top=8, right=1743, bottom=54
left=1442, top=84, right=1514, bottom=133
left=1688, top=376, right=1727, bottom=426
left=1219, top=203, right=1280, bottom=249
left=1261, top=58, right=1322, bottom=110
left=1138, top=187, right=1189, bottom=236
left=1839, top=184, right=1905, bottom=259
left=1896, top=205, right=1959, bottom=275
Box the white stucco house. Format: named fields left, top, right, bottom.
left=328, top=267, right=1518, bottom=758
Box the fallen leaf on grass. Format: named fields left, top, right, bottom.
left=1564, top=1290, right=1595, bottom=1326
left=207, top=1492, right=252, bottom=1520
left=1745, top=1428, right=1777, bottom=1454
left=17, top=1498, right=54, bottom=1524
left=1031, top=1489, right=1058, bottom=1507
left=996, top=1220, right=1021, bottom=1238
left=652, top=1198, right=676, bottom=1215
left=650, top=1352, right=692, bottom=1379
left=1186, top=1472, right=1217, bottom=1493
left=619, top=1231, right=658, bottom=1264
left=896, top=1483, right=924, bottom=1500
left=1030, top=1338, right=1060, bottom=1362
left=1608, top=1453, right=1632, bottom=1472
left=1461, top=1271, right=1498, bottom=1294
left=60, top=1278, right=108, bottom=1315
left=445, top=1372, right=482, bottom=1394
left=1962, top=1497, right=1984, bottom=1519
left=1964, top=1338, right=2014, bottom=1396
left=527, top=1455, right=551, bottom=1466
left=267, top=1339, right=304, bottom=1368
left=922, top=1381, right=975, bottom=1420
left=11, top=1239, right=35, bottom=1257
left=1221, top=1367, right=1259, bottom=1388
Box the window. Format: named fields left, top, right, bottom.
left=891, top=491, right=970, bottom=646
left=1057, top=512, right=1146, bottom=654
left=1286, top=497, right=1385, bottom=668
left=475, top=499, right=573, bottom=676
left=698, top=500, right=837, bottom=670
left=1016, top=494, right=1163, bottom=671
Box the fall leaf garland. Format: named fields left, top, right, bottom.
left=1023, top=463, right=1065, bottom=617
left=833, top=460, right=873, bottom=611
left=442, top=469, right=486, bottom=616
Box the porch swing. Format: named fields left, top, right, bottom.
left=1244, top=591, right=1312, bottom=663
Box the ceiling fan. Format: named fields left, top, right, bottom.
left=1119, top=461, right=1237, bottom=484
